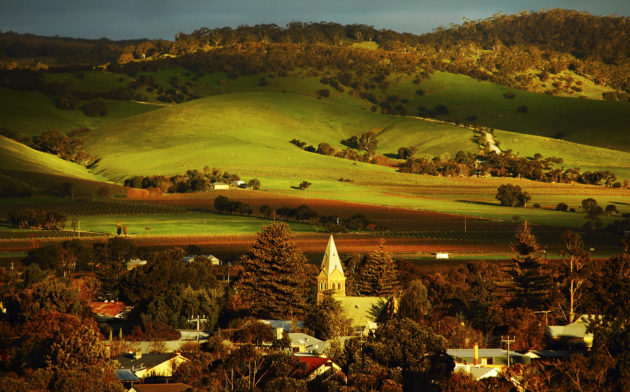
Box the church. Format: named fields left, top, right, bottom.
left=316, top=234, right=388, bottom=333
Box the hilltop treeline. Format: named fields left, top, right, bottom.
left=0, top=32, right=145, bottom=67
left=115, top=10, right=629, bottom=94
left=400, top=150, right=620, bottom=186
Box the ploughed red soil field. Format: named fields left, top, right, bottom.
left=124, top=190, right=518, bottom=232
left=0, top=233, right=511, bottom=254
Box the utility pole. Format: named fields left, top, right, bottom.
left=501, top=336, right=516, bottom=367
left=188, top=315, right=207, bottom=331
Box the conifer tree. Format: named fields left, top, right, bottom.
left=358, top=242, right=399, bottom=296
left=233, top=222, right=312, bottom=319
left=509, top=221, right=554, bottom=311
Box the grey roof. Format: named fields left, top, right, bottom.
left=288, top=332, right=327, bottom=353
left=115, top=352, right=178, bottom=371
left=454, top=364, right=499, bottom=380
left=115, top=369, right=140, bottom=381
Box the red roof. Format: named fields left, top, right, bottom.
left=89, top=301, right=126, bottom=318
left=295, top=356, right=334, bottom=376
left=132, top=384, right=192, bottom=392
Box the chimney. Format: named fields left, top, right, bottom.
left=276, top=328, right=284, bottom=340
left=473, top=343, right=479, bottom=365
left=134, top=351, right=142, bottom=360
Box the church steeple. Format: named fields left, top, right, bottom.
left=317, top=234, right=346, bottom=303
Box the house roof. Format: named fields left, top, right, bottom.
left=336, top=296, right=387, bottom=328
left=115, top=369, right=140, bottom=382
left=295, top=356, right=335, bottom=376
left=454, top=364, right=499, bottom=380
left=321, top=235, right=344, bottom=277
left=288, top=333, right=326, bottom=353
left=89, top=301, right=126, bottom=318
left=115, top=352, right=180, bottom=371
left=131, top=384, right=192, bottom=392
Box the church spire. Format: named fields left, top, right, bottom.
left=321, top=234, right=344, bottom=276
left=317, top=234, right=346, bottom=303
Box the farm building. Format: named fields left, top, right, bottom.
left=211, top=183, right=229, bottom=190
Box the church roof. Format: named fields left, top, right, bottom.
left=321, top=235, right=344, bottom=277
left=337, top=297, right=388, bottom=328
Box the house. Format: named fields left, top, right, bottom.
left=447, top=348, right=530, bottom=368
left=545, top=315, right=596, bottom=349
left=288, top=332, right=327, bottom=354
left=90, top=301, right=127, bottom=320
left=293, top=356, right=345, bottom=382
left=211, top=183, right=229, bottom=190
left=128, top=384, right=192, bottom=392
left=127, top=258, right=147, bottom=270
left=231, top=180, right=245, bottom=188
left=435, top=253, right=449, bottom=259
left=316, top=235, right=388, bottom=333
left=115, top=352, right=188, bottom=379
left=181, top=254, right=221, bottom=265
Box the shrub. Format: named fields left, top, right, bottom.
left=81, top=100, right=108, bottom=117
left=533, top=203, right=541, bottom=209
left=503, top=92, right=515, bottom=99
left=317, top=89, right=330, bottom=98
left=555, top=202, right=569, bottom=211
left=415, top=89, right=425, bottom=96
left=517, top=105, right=529, bottom=113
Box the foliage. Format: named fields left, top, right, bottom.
left=358, top=242, right=400, bottom=297
left=124, top=167, right=244, bottom=193
left=305, top=295, right=352, bottom=340
left=7, top=208, right=66, bottom=229
left=509, top=221, right=555, bottom=311
left=232, top=222, right=313, bottom=318
left=496, top=183, right=531, bottom=207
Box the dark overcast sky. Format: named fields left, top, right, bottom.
left=1, top=0, right=629, bottom=40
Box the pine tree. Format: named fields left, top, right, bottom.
left=359, top=242, right=399, bottom=297
left=233, top=222, right=312, bottom=319
left=509, top=221, right=553, bottom=311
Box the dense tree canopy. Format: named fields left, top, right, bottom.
left=232, top=222, right=313, bottom=319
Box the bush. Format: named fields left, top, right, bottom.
left=415, top=89, right=425, bottom=96
left=533, top=203, right=541, bottom=209
left=555, top=202, right=569, bottom=211
left=81, top=100, right=107, bottom=116
left=318, top=89, right=330, bottom=98
left=503, top=92, right=516, bottom=99
left=517, top=105, right=529, bottom=113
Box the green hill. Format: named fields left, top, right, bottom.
left=0, top=135, right=110, bottom=192
left=84, top=90, right=630, bottom=182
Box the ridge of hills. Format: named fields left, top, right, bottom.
left=0, top=9, right=629, bottom=233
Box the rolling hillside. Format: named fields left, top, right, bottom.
left=0, top=135, right=111, bottom=192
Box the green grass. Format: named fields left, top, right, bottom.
left=84, top=91, right=472, bottom=180
left=0, top=87, right=160, bottom=136
left=76, top=213, right=316, bottom=235
left=396, top=72, right=630, bottom=151
left=0, top=136, right=107, bottom=182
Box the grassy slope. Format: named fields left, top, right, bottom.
left=85, top=91, right=475, bottom=180
left=0, top=135, right=107, bottom=181
left=0, top=87, right=161, bottom=137
left=403, top=72, right=630, bottom=151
